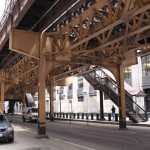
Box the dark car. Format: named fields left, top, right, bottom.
left=0, top=113, right=14, bottom=142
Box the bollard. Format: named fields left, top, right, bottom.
left=115, top=114, right=118, bottom=121
left=82, top=113, right=84, bottom=119
left=108, top=113, right=111, bottom=121
left=66, top=113, right=68, bottom=118
left=77, top=113, right=79, bottom=119
left=86, top=113, right=89, bottom=120
left=70, top=113, right=72, bottom=119
left=73, top=113, right=75, bottom=119
left=63, top=113, right=65, bottom=118
left=96, top=114, right=99, bottom=120
left=57, top=113, right=59, bottom=118
left=91, top=114, right=93, bottom=120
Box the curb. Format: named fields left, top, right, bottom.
left=13, top=114, right=150, bottom=127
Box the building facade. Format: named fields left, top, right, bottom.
left=8, top=55, right=150, bottom=116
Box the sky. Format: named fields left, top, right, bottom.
left=0, top=0, right=6, bottom=20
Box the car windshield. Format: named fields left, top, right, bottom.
left=0, top=115, right=6, bottom=122
left=31, top=108, right=38, bottom=113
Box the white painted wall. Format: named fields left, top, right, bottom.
left=11, top=57, right=146, bottom=115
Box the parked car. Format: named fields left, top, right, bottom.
left=0, top=113, right=14, bottom=142
left=22, top=107, right=38, bottom=122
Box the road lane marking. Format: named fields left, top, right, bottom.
left=49, top=137, right=96, bottom=150
left=13, top=124, right=95, bottom=150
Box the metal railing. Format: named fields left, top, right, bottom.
left=81, top=67, right=148, bottom=122
left=0, top=0, right=18, bottom=31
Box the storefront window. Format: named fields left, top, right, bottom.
left=142, top=55, right=150, bottom=76
left=78, top=96, right=84, bottom=102
left=78, top=76, right=83, bottom=88
left=144, top=89, right=150, bottom=112
left=124, top=66, right=131, bottom=80
left=68, top=83, right=72, bottom=90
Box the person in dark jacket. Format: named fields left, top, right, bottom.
left=111, top=105, right=116, bottom=120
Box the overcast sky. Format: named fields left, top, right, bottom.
left=0, top=0, right=6, bottom=20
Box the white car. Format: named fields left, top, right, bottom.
left=22, top=107, right=38, bottom=122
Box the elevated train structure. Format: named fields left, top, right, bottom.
left=0, top=0, right=150, bottom=137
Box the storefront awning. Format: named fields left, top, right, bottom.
left=125, top=83, right=147, bottom=97
left=102, top=69, right=147, bottom=97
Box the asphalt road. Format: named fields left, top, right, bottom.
left=1, top=115, right=150, bottom=150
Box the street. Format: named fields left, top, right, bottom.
left=1, top=115, right=150, bottom=150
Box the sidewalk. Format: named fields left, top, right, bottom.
left=14, top=112, right=150, bottom=127
left=54, top=117, right=150, bottom=127
left=3, top=114, right=150, bottom=150
left=2, top=125, right=91, bottom=150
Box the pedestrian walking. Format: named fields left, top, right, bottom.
left=111, top=105, right=116, bottom=120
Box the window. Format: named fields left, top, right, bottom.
left=142, top=55, right=150, bottom=76
left=78, top=96, right=84, bottom=102
left=27, top=109, right=30, bottom=113
left=78, top=76, right=83, bottom=88
left=124, top=66, right=131, bottom=80
left=0, top=115, right=5, bottom=122
left=68, top=83, right=73, bottom=90
left=31, top=108, right=38, bottom=113
left=144, top=89, right=150, bottom=112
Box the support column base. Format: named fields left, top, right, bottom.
left=99, top=117, right=106, bottom=121
left=37, top=123, right=49, bottom=139
left=119, top=119, right=126, bottom=129
left=36, top=134, right=49, bottom=139
left=50, top=116, right=54, bottom=122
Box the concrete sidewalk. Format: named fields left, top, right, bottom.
left=1, top=125, right=93, bottom=150
left=14, top=112, right=150, bottom=127
left=53, top=117, right=150, bottom=127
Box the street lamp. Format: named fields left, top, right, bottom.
left=69, top=100, right=72, bottom=124
left=83, top=90, right=89, bottom=126
left=57, top=87, right=64, bottom=118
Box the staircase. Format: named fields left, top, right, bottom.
left=25, top=93, right=35, bottom=107
left=78, top=68, right=148, bottom=123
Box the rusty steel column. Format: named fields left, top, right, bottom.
left=118, top=65, right=126, bottom=129
left=99, top=90, right=105, bottom=120
left=48, top=82, right=54, bottom=121
left=37, top=54, right=48, bottom=138
left=22, top=92, right=26, bottom=110
left=0, top=82, right=4, bottom=113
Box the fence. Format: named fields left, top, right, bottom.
left=45, top=112, right=119, bottom=122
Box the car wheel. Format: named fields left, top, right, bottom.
left=8, top=137, right=14, bottom=143
left=29, top=117, right=32, bottom=123
left=23, top=117, right=26, bottom=122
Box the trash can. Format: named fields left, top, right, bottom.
left=108, top=113, right=111, bottom=121
left=115, top=114, right=118, bottom=122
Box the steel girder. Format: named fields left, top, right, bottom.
left=1, top=0, right=150, bottom=98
